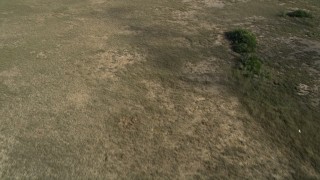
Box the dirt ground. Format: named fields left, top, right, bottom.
left=0, top=0, right=320, bottom=179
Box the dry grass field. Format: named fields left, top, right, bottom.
left=1, top=0, right=320, bottom=178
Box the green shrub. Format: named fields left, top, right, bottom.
left=226, top=29, right=257, bottom=53
left=240, top=55, right=262, bottom=76
left=287, top=10, right=312, bottom=18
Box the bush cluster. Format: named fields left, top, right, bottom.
left=226, top=10, right=313, bottom=77
left=226, top=29, right=262, bottom=76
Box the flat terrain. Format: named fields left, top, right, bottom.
left=1, top=0, right=320, bottom=178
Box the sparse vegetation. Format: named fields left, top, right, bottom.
left=1, top=0, right=320, bottom=178
left=287, top=10, right=312, bottom=18
left=227, top=5, right=320, bottom=178
left=226, top=29, right=257, bottom=53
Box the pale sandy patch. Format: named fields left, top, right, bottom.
left=142, top=80, right=175, bottom=111
left=67, top=91, right=91, bottom=109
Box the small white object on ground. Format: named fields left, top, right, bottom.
left=299, top=129, right=301, bottom=133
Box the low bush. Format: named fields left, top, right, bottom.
left=226, top=29, right=257, bottom=53
left=239, top=55, right=262, bottom=76
left=286, top=10, right=312, bottom=18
